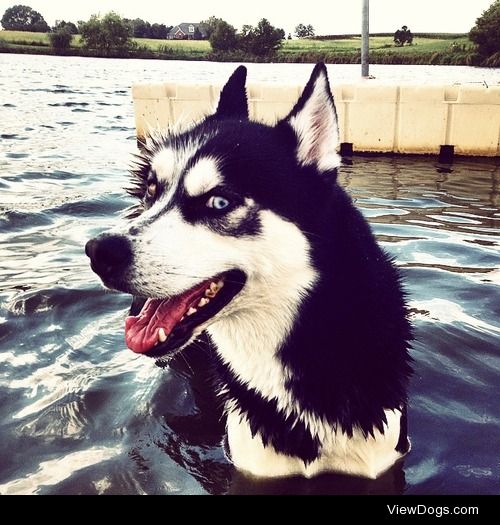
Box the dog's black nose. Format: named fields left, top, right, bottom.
left=85, top=235, right=132, bottom=279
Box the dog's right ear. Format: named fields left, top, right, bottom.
left=280, top=63, right=340, bottom=173
left=215, top=66, right=248, bottom=120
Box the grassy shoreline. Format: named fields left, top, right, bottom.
left=0, top=30, right=496, bottom=66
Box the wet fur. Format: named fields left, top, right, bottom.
left=88, top=63, right=412, bottom=478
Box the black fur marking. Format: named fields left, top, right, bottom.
left=213, top=354, right=321, bottom=464
left=180, top=188, right=262, bottom=237
left=395, top=404, right=410, bottom=454
left=215, top=66, right=248, bottom=120
left=275, top=184, right=413, bottom=439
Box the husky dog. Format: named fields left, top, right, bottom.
left=86, top=64, right=412, bottom=479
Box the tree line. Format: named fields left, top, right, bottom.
left=1, top=4, right=172, bottom=39
left=1, top=1, right=498, bottom=64
left=0, top=5, right=288, bottom=58
left=206, top=17, right=285, bottom=56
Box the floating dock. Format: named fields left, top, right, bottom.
left=132, top=82, right=500, bottom=157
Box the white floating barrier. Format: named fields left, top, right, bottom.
left=132, top=82, right=500, bottom=157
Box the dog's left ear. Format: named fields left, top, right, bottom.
left=281, top=63, right=340, bottom=172
left=215, top=65, right=248, bottom=120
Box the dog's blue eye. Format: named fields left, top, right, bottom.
left=206, top=195, right=230, bottom=210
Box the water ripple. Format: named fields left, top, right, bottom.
left=0, top=446, right=121, bottom=495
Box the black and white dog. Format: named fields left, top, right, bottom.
left=86, top=63, right=412, bottom=479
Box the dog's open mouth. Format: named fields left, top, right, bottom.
left=124, top=269, right=246, bottom=358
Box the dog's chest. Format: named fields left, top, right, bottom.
left=225, top=408, right=404, bottom=479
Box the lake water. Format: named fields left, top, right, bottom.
left=0, top=54, right=499, bottom=495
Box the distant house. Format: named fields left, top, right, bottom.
left=168, top=23, right=209, bottom=40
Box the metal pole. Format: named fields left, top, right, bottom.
left=361, top=0, right=369, bottom=77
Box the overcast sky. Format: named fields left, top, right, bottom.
left=0, top=0, right=494, bottom=35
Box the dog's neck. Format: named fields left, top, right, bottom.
left=206, top=201, right=411, bottom=469
left=208, top=301, right=302, bottom=419
left=207, top=208, right=319, bottom=434
left=208, top=301, right=327, bottom=465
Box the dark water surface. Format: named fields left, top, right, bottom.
left=0, top=54, right=499, bottom=495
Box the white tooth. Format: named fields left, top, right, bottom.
left=198, top=297, right=209, bottom=307
left=158, top=327, right=167, bottom=343
left=187, top=307, right=197, bottom=316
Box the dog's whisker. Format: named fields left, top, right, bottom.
left=179, top=351, right=195, bottom=376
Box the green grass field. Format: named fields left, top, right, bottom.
left=0, top=29, right=479, bottom=65
left=281, top=35, right=470, bottom=54
left=0, top=30, right=468, bottom=51
left=133, top=37, right=209, bottom=52
left=0, top=30, right=210, bottom=50
left=0, top=29, right=48, bottom=43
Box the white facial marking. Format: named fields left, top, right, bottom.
left=121, top=209, right=228, bottom=297
left=288, top=71, right=341, bottom=172
left=150, top=131, right=215, bottom=204
left=151, top=148, right=176, bottom=184
left=184, top=157, right=222, bottom=197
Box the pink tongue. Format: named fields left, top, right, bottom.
left=125, top=283, right=208, bottom=354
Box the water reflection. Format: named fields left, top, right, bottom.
left=229, top=465, right=406, bottom=495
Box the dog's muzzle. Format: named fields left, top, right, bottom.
left=85, top=234, right=132, bottom=283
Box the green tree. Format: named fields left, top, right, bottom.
left=1, top=4, right=49, bottom=32
left=469, top=0, right=500, bottom=56
left=53, top=20, right=78, bottom=34
left=49, top=26, right=73, bottom=50
left=394, top=25, right=413, bottom=46
left=193, top=27, right=202, bottom=40
left=150, top=23, right=169, bottom=39
left=79, top=12, right=133, bottom=55
left=240, top=18, right=284, bottom=56
left=202, top=16, right=225, bottom=38
left=209, top=19, right=238, bottom=51
left=295, top=23, right=315, bottom=38
left=129, top=18, right=150, bottom=38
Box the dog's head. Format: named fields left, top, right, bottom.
left=86, top=63, right=340, bottom=360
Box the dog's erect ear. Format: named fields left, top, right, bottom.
left=282, top=63, right=340, bottom=172
left=215, top=66, right=248, bottom=120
